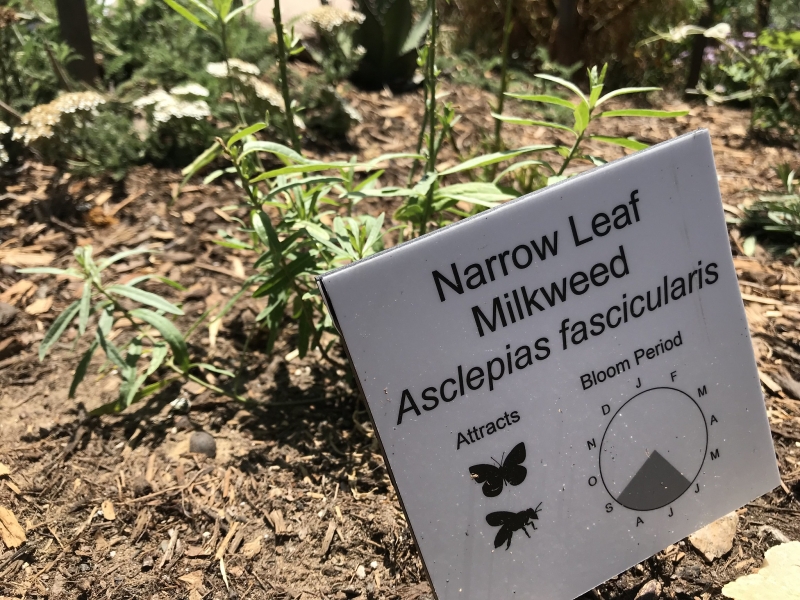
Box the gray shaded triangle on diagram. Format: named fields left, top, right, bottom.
left=616, top=450, right=692, bottom=510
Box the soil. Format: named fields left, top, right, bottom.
left=0, top=77, right=799, bottom=600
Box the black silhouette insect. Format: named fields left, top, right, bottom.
left=486, top=503, right=543, bottom=550
left=468, top=442, right=527, bottom=497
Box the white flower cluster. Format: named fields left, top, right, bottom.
left=12, top=91, right=106, bottom=145
left=170, top=83, right=210, bottom=97
left=0, top=121, right=9, bottom=165
left=206, top=58, right=261, bottom=78
left=305, top=6, right=365, bottom=31
left=134, top=88, right=210, bottom=123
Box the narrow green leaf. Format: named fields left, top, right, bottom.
left=573, top=101, right=590, bottom=134
left=439, top=145, right=555, bottom=175
left=588, top=84, right=603, bottom=109
left=598, top=109, right=689, bottom=119
left=241, top=141, right=308, bottom=164
left=145, top=343, right=169, bottom=377
left=107, top=285, right=184, bottom=315
left=493, top=160, right=554, bottom=183
left=228, top=122, right=267, bottom=147
left=253, top=162, right=353, bottom=180
left=68, top=339, right=98, bottom=398
left=98, top=246, right=153, bottom=271
left=224, top=0, right=260, bottom=22
left=534, top=74, right=587, bottom=103
left=194, top=363, right=235, bottom=378
left=130, top=308, right=190, bottom=372
left=39, top=301, right=80, bottom=360
left=596, top=86, right=661, bottom=106
left=96, top=328, right=127, bottom=370
left=265, top=176, right=344, bottom=201
left=491, top=113, right=576, bottom=134
left=590, top=135, right=649, bottom=151
left=504, top=93, right=574, bottom=109
left=361, top=153, right=425, bottom=171
left=162, top=0, right=207, bottom=29
left=78, top=282, right=92, bottom=336
left=181, top=141, right=221, bottom=177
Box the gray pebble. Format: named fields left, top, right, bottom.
left=189, top=430, right=216, bottom=458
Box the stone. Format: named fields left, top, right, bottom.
left=635, top=579, right=662, bottom=599
left=189, top=430, right=216, bottom=458
left=722, top=541, right=800, bottom=600
left=0, top=301, right=17, bottom=326
left=689, top=511, right=739, bottom=561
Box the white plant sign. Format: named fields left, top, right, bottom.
left=318, top=130, right=780, bottom=600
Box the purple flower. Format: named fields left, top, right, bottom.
left=743, top=31, right=756, bottom=39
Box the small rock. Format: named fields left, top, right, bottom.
left=689, top=511, right=739, bottom=561
left=78, top=563, right=91, bottom=573
left=635, top=579, right=662, bottom=599
left=356, top=564, right=366, bottom=580
left=174, top=415, right=194, bottom=431
left=77, top=579, right=92, bottom=592
left=141, top=555, right=153, bottom=571
left=130, top=476, right=152, bottom=498
left=0, top=302, right=18, bottom=326
left=758, top=525, right=792, bottom=545
left=189, top=430, right=216, bottom=458
left=370, top=560, right=378, bottom=569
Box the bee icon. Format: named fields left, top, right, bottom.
left=485, top=503, right=542, bottom=550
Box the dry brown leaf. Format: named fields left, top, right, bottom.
left=84, top=206, right=119, bottom=228
left=0, top=506, right=27, bottom=548
left=101, top=499, right=116, bottom=521
left=178, top=570, right=205, bottom=590
left=24, top=296, right=53, bottom=315
left=722, top=541, right=800, bottom=599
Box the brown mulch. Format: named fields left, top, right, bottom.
left=0, top=76, right=799, bottom=600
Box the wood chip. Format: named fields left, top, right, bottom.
left=0, top=248, right=55, bottom=268
left=760, top=371, right=783, bottom=394
left=241, top=537, right=262, bottom=559
left=0, top=506, right=27, bottom=548
left=0, top=280, right=35, bottom=305
left=0, top=463, right=10, bottom=477
left=24, top=296, right=52, bottom=315
left=101, top=499, right=116, bottom=521
left=215, top=521, right=239, bottom=560
left=320, top=520, right=336, bottom=556
left=93, top=190, right=113, bottom=206
left=181, top=210, right=196, bottom=225
left=741, top=292, right=781, bottom=306
left=268, top=509, right=287, bottom=534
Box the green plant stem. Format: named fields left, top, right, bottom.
left=419, top=0, right=437, bottom=237
left=491, top=0, right=514, bottom=165
left=408, top=84, right=429, bottom=186
left=273, top=0, right=301, bottom=152
left=219, top=20, right=245, bottom=125
left=557, top=131, right=585, bottom=176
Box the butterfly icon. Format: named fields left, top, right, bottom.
left=468, top=442, right=527, bottom=497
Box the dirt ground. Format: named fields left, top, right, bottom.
left=0, top=77, right=799, bottom=600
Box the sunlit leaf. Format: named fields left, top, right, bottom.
left=107, top=285, right=184, bottom=315
left=39, top=301, right=80, bottom=360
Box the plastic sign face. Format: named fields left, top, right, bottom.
left=317, top=130, right=780, bottom=600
